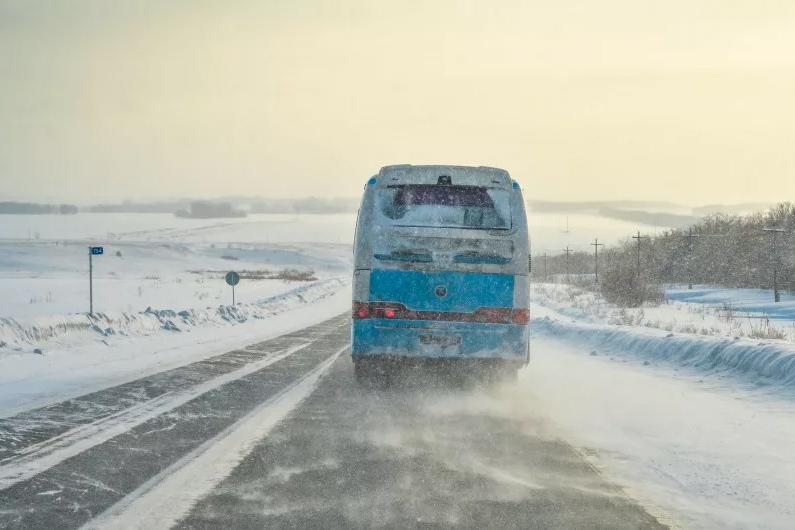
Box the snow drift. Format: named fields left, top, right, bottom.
left=532, top=316, right=795, bottom=392
left=0, top=278, right=347, bottom=355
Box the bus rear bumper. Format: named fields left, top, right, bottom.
left=352, top=318, right=529, bottom=362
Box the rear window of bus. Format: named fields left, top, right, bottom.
left=376, top=185, right=510, bottom=230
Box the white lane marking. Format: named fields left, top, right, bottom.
left=86, top=344, right=347, bottom=530
left=0, top=342, right=313, bottom=490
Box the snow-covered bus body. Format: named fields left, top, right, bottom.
left=351, top=165, right=530, bottom=379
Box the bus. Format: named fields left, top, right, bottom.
left=351, top=165, right=530, bottom=383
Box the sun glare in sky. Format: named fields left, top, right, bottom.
left=1, top=0, right=794, bottom=203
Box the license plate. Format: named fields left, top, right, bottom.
left=419, top=334, right=462, bottom=346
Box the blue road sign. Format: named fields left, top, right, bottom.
left=91, top=246, right=104, bottom=255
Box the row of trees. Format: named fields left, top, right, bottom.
left=0, top=202, right=78, bottom=215
left=533, top=203, right=795, bottom=306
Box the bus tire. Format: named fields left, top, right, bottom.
left=354, top=359, right=388, bottom=388
left=485, top=362, right=518, bottom=385
left=501, top=366, right=518, bottom=383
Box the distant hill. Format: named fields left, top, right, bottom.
left=526, top=199, right=782, bottom=228
left=527, top=200, right=698, bottom=227
left=693, top=202, right=774, bottom=216
left=87, top=200, right=189, bottom=213
left=250, top=197, right=358, bottom=214
left=527, top=199, right=691, bottom=214
left=596, top=207, right=699, bottom=228
left=82, top=196, right=359, bottom=215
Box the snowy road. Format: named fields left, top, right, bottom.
left=0, top=315, right=664, bottom=529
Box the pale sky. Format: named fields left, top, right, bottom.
left=1, top=0, right=794, bottom=204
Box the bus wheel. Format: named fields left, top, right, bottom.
left=501, top=366, right=518, bottom=383
left=485, top=362, right=517, bottom=385
left=354, top=359, right=388, bottom=388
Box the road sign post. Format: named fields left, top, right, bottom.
left=225, top=271, right=240, bottom=305
left=89, top=246, right=103, bottom=315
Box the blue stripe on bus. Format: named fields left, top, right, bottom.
left=369, top=269, right=514, bottom=312
left=352, top=319, right=528, bottom=360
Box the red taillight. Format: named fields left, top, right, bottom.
left=473, top=307, right=512, bottom=323
left=471, top=308, right=529, bottom=325
left=353, top=302, right=529, bottom=325
left=512, top=308, right=530, bottom=325
left=353, top=302, right=369, bottom=319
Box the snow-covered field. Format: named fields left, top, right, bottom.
left=534, top=282, right=795, bottom=344
left=525, top=284, right=795, bottom=528
left=0, top=213, right=353, bottom=415
left=667, top=286, right=795, bottom=321
left=4, top=212, right=795, bottom=528
left=0, top=212, right=357, bottom=244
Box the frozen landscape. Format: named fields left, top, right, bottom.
left=0, top=213, right=354, bottom=413
left=527, top=283, right=795, bottom=528
left=4, top=1, right=794, bottom=527
left=1, top=211, right=794, bottom=529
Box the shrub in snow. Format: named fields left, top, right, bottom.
left=600, top=260, right=664, bottom=308
left=747, top=316, right=788, bottom=340
left=162, top=320, right=180, bottom=332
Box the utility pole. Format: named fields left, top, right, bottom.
left=89, top=247, right=93, bottom=316
left=563, top=246, right=573, bottom=283
left=591, top=238, right=604, bottom=283
left=632, top=231, right=648, bottom=278
left=684, top=227, right=700, bottom=289
left=763, top=227, right=786, bottom=303
left=543, top=252, right=548, bottom=282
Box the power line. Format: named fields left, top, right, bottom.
left=543, top=252, right=548, bottom=282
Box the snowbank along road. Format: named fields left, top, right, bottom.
left=0, top=314, right=666, bottom=529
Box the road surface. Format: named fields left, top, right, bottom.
left=0, top=315, right=666, bottom=529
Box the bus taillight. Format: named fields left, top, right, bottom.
left=472, top=307, right=512, bottom=323
left=353, top=302, right=529, bottom=325
left=353, top=302, right=370, bottom=319
left=511, top=308, right=530, bottom=325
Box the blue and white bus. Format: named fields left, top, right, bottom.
left=351, top=165, right=530, bottom=382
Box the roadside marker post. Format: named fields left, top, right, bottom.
left=89, top=246, right=104, bottom=315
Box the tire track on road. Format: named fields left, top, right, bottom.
left=0, top=316, right=350, bottom=530
left=0, top=315, right=344, bottom=460
left=0, top=342, right=312, bottom=490
left=89, top=345, right=348, bottom=530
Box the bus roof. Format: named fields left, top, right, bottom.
left=375, top=165, right=512, bottom=189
